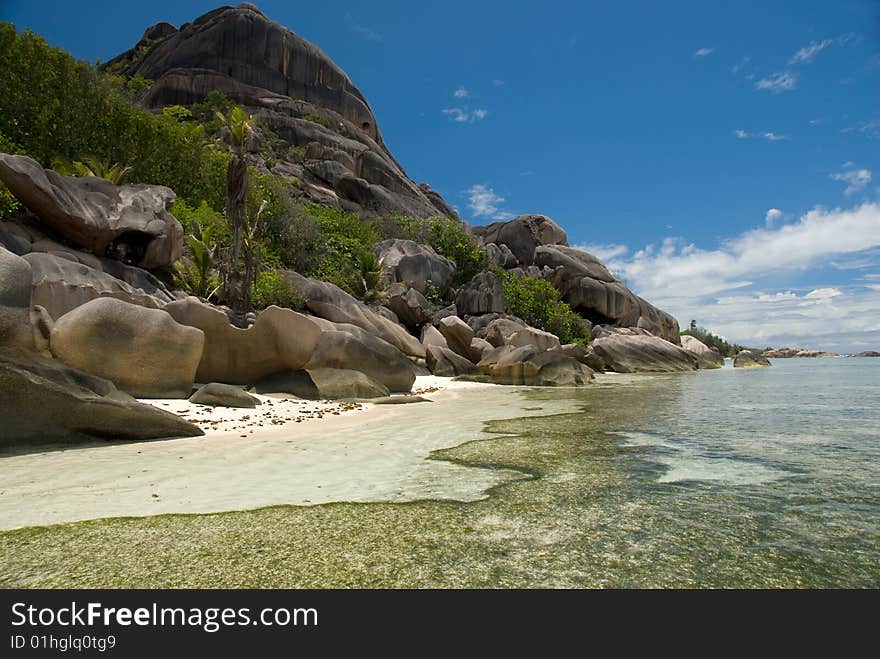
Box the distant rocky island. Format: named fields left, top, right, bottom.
left=0, top=3, right=797, bottom=449
left=762, top=348, right=839, bottom=358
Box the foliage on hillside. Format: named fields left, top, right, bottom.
left=681, top=322, right=743, bottom=357
left=376, top=215, right=489, bottom=285
left=498, top=270, right=590, bottom=346
left=0, top=23, right=228, bottom=210
left=0, top=23, right=492, bottom=313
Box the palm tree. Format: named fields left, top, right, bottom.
left=215, top=105, right=255, bottom=312
left=174, top=222, right=220, bottom=301
left=52, top=156, right=131, bottom=184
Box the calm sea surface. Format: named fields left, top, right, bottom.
left=418, top=357, right=879, bottom=587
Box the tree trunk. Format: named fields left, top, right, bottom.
left=226, top=154, right=248, bottom=312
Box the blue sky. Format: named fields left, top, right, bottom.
left=4, top=0, right=880, bottom=351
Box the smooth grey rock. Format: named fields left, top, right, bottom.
left=591, top=334, right=698, bottom=373
left=367, top=395, right=431, bottom=405
left=285, top=271, right=424, bottom=359
left=454, top=271, right=504, bottom=315
left=425, top=345, right=479, bottom=377
left=733, top=350, right=771, bottom=368
left=420, top=324, right=449, bottom=350
left=533, top=245, right=616, bottom=282
left=468, top=337, right=493, bottom=362
left=483, top=317, right=527, bottom=347
left=438, top=315, right=475, bottom=359
left=0, top=153, right=184, bottom=269
left=305, top=328, right=415, bottom=393
left=50, top=298, right=204, bottom=398
left=374, top=239, right=455, bottom=296
left=0, top=245, right=34, bottom=350
left=476, top=344, right=592, bottom=386
left=383, top=283, right=433, bottom=329
left=507, top=327, right=562, bottom=352
left=485, top=242, right=518, bottom=269
left=681, top=335, right=724, bottom=369
left=105, top=4, right=448, bottom=220
left=0, top=347, right=203, bottom=446
left=431, top=304, right=458, bottom=325
left=164, top=297, right=321, bottom=385
left=189, top=382, right=259, bottom=408
left=255, top=367, right=389, bottom=400
left=24, top=252, right=174, bottom=321
left=472, top=214, right=568, bottom=266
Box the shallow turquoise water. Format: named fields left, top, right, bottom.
left=429, top=358, right=879, bottom=587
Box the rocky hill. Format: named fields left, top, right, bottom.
left=105, top=3, right=450, bottom=219
left=0, top=4, right=704, bottom=447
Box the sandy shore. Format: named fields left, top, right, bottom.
left=0, top=376, right=578, bottom=530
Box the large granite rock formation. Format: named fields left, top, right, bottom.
left=0, top=347, right=203, bottom=445
left=383, top=283, right=433, bottom=329
left=680, top=335, right=724, bottom=369
left=0, top=219, right=176, bottom=319
left=733, top=350, right=771, bottom=368
left=425, top=345, right=478, bottom=377
left=762, top=347, right=838, bottom=358
left=455, top=271, right=505, bottom=315
left=474, top=344, right=593, bottom=386
left=105, top=3, right=451, bottom=219
left=472, top=214, right=568, bottom=265
left=304, top=324, right=415, bottom=393
left=0, top=153, right=184, bottom=270
left=189, top=382, right=260, bottom=408
left=591, top=333, right=697, bottom=373
left=50, top=298, right=204, bottom=398
left=470, top=215, right=680, bottom=342
left=255, top=367, right=389, bottom=400
left=374, top=239, right=455, bottom=296
left=164, top=296, right=321, bottom=384
left=285, top=271, right=424, bottom=358
left=0, top=245, right=35, bottom=350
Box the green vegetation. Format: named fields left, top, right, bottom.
left=498, top=270, right=589, bottom=346
left=681, top=321, right=743, bottom=357
left=251, top=269, right=302, bottom=310
left=51, top=156, right=131, bottom=184
left=376, top=214, right=489, bottom=285
left=302, top=113, right=330, bottom=128
left=214, top=105, right=256, bottom=312
left=0, top=23, right=229, bottom=210
left=0, top=23, right=490, bottom=311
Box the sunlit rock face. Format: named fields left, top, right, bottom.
left=106, top=3, right=451, bottom=219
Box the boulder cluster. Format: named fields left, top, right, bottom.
left=0, top=4, right=732, bottom=448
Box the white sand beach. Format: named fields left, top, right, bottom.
left=0, top=377, right=581, bottom=530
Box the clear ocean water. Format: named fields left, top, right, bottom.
left=417, top=357, right=879, bottom=587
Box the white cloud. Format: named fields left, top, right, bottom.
left=441, top=107, right=488, bottom=123
left=841, top=119, right=880, bottom=138
left=830, top=169, right=871, bottom=195
left=804, top=287, right=842, bottom=301
left=694, top=47, right=714, bottom=58
left=808, top=118, right=824, bottom=126
left=789, top=39, right=833, bottom=64
left=755, top=71, right=797, bottom=92
left=454, top=87, right=469, bottom=98
left=735, top=129, right=790, bottom=141
left=492, top=79, right=505, bottom=87
left=765, top=208, right=783, bottom=226
left=465, top=184, right=512, bottom=220
left=599, top=203, right=880, bottom=350
left=731, top=56, right=751, bottom=74
left=442, top=108, right=469, bottom=123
